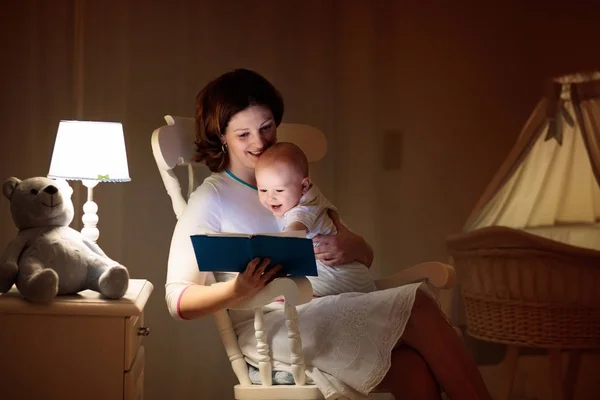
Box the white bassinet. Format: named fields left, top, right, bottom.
left=447, top=72, right=600, bottom=400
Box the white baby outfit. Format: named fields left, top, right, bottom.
left=279, top=184, right=377, bottom=297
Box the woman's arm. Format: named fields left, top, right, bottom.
left=165, top=182, right=277, bottom=320
left=312, top=210, right=374, bottom=267
left=175, top=258, right=281, bottom=320
left=175, top=281, right=239, bottom=320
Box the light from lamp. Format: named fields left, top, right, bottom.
left=48, top=120, right=130, bottom=182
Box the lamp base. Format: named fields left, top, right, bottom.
left=81, top=180, right=99, bottom=243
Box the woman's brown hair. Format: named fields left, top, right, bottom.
left=194, top=69, right=284, bottom=172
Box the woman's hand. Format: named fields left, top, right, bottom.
left=313, top=211, right=374, bottom=267
left=230, top=257, right=282, bottom=301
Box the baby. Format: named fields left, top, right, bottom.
left=255, top=142, right=376, bottom=297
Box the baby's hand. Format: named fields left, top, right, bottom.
left=284, top=221, right=308, bottom=233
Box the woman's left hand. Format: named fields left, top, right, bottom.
left=313, top=210, right=374, bottom=267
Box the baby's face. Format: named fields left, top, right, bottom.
left=256, top=164, right=305, bottom=217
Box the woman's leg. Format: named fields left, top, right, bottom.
left=378, top=345, right=441, bottom=400
left=400, top=290, right=492, bottom=399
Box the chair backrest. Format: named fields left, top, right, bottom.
left=151, top=115, right=328, bottom=220
left=151, top=115, right=328, bottom=388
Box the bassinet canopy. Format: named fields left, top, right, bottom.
left=464, top=72, right=600, bottom=249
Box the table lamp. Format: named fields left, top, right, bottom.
left=48, top=120, right=130, bottom=243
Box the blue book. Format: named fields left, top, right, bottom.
left=190, top=232, right=318, bottom=276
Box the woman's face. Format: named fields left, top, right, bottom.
left=223, top=105, right=277, bottom=175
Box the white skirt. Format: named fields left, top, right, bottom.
left=235, top=283, right=422, bottom=400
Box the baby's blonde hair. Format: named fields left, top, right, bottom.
left=256, top=142, right=309, bottom=177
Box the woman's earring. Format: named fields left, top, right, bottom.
left=221, top=143, right=228, bottom=154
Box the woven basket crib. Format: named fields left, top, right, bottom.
left=446, top=226, right=600, bottom=350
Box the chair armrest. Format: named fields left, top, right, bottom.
left=228, top=276, right=313, bottom=310
left=374, top=261, right=456, bottom=290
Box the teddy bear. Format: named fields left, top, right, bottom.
left=0, top=176, right=129, bottom=303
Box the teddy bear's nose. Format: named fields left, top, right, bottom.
left=43, top=185, right=58, bottom=195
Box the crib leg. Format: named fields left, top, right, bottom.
left=499, top=345, right=519, bottom=400
left=549, top=349, right=564, bottom=400
left=564, top=350, right=581, bottom=400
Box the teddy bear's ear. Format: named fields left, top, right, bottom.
left=2, top=177, right=21, bottom=200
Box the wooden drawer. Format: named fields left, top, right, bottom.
left=125, top=313, right=146, bottom=371
left=0, top=279, right=153, bottom=400
left=124, top=345, right=145, bottom=400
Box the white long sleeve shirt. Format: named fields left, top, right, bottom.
left=164, top=171, right=279, bottom=319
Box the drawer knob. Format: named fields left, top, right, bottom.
left=138, top=326, right=150, bottom=336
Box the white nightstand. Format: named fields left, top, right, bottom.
left=0, top=279, right=153, bottom=400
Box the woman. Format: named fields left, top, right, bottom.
left=165, top=69, right=491, bottom=399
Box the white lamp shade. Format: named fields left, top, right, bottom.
left=48, top=120, right=131, bottom=182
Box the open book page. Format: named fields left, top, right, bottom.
left=205, top=230, right=306, bottom=239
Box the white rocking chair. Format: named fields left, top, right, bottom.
left=152, top=116, right=456, bottom=400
